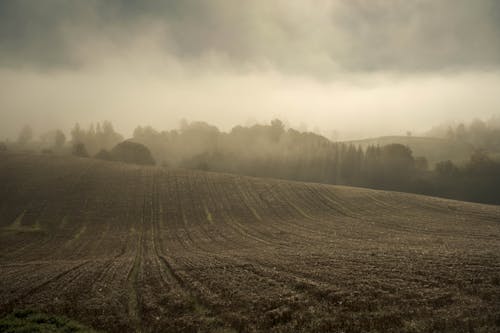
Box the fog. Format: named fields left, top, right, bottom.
left=1, top=0, right=500, bottom=140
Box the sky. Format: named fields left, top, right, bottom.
left=1, top=0, right=500, bottom=140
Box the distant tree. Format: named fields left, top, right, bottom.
left=378, top=144, right=415, bottom=189
left=70, top=123, right=85, bottom=144
left=437, top=118, right=500, bottom=152
left=40, top=129, right=66, bottom=151
left=382, top=144, right=414, bottom=169
left=414, top=156, right=429, bottom=172
left=94, top=149, right=112, bottom=161
left=466, top=150, right=496, bottom=175
left=99, top=121, right=123, bottom=150
left=110, top=141, right=155, bottom=165
left=0, top=142, right=7, bottom=151
left=462, top=150, right=500, bottom=204
left=17, top=125, right=33, bottom=146
left=72, top=143, right=89, bottom=158
left=340, top=144, right=362, bottom=184
left=70, top=121, right=123, bottom=156
left=469, top=119, right=487, bottom=145
left=362, top=145, right=382, bottom=186
left=445, top=126, right=455, bottom=140
left=435, top=160, right=459, bottom=177
left=432, top=150, right=500, bottom=204
left=455, top=123, right=467, bottom=141
left=54, top=130, right=66, bottom=150
left=270, top=119, right=285, bottom=142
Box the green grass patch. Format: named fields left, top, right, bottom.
left=2, top=211, right=43, bottom=233
left=72, top=226, right=86, bottom=241
left=204, top=205, right=214, bottom=225
left=64, top=225, right=87, bottom=247
left=0, top=309, right=96, bottom=333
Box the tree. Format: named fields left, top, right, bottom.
left=94, top=149, right=112, bottom=161
left=445, top=126, right=455, bottom=140
left=466, top=150, right=496, bottom=175
left=435, top=160, right=459, bottom=177
left=270, top=119, right=285, bottom=142
left=70, top=123, right=85, bottom=144
left=340, top=144, right=361, bottom=184
left=70, top=121, right=123, bottom=156
left=469, top=119, right=487, bottom=145
left=110, top=141, right=155, bottom=165
left=40, top=129, right=66, bottom=151
left=363, top=145, right=382, bottom=186
left=72, top=143, right=89, bottom=158
left=17, top=125, right=33, bottom=146
left=415, top=156, right=429, bottom=172
left=381, top=144, right=414, bottom=171
left=54, top=130, right=66, bottom=150
left=99, top=121, right=123, bottom=150
left=455, top=123, right=467, bottom=141
left=379, top=144, right=415, bottom=189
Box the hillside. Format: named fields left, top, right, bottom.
left=0, top=152, right=499, bottom=332
left=346, top=136, right=474, bottom=166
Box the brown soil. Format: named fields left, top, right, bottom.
left=0, top=152, right=499, bottom=332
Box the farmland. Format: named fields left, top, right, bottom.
left=0, top=152, right=499, bottom=332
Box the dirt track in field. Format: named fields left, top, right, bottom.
left=0, top=152, right=499, bottom=332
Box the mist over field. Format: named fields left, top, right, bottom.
left=1, top=2, right=500, bottom=333
left=1, top=0, right=500, bottom=139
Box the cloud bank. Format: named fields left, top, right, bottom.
left=1, top=0, right=499, bottom=139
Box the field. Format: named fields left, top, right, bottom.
left=0, top=152, right=499, bottom=332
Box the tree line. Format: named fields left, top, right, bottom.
left=427, top=117, right=500, bottom=153
left=3, top=119, right=500, bottom=205
left=130, top=119, right=500, bottom=204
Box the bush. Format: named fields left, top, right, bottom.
left=110, top=141, right=155, bottom=165
left=94, top=149, right=113, bottom=161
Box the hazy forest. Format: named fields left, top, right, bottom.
left=4, top=117, right=500, bottom=205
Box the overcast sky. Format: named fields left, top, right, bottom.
left=1, top=0, right=500, bottom=140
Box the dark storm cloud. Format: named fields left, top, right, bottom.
left=334, top=0, right=500, bottom=71
left=1, top=0, right=499, bottom=75
left=0, top=0, right=92, bottom=68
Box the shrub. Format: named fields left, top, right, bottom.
left=94, top=149, right=113, bottom=161
left=110, top=141, right=155, bottom=165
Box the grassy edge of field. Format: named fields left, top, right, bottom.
left=0, top=309, right=98, bottom=333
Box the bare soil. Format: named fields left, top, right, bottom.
left=0, top=152, right=499, bottom=332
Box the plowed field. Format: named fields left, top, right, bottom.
left=0, top=152, right=499, bottom=332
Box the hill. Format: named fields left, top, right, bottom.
left=346, top=136, right=474, bottom=166
left=0, top=152, right=499, bottom=332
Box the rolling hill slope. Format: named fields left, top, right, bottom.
left=0, top=152, right=499, bottom=332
